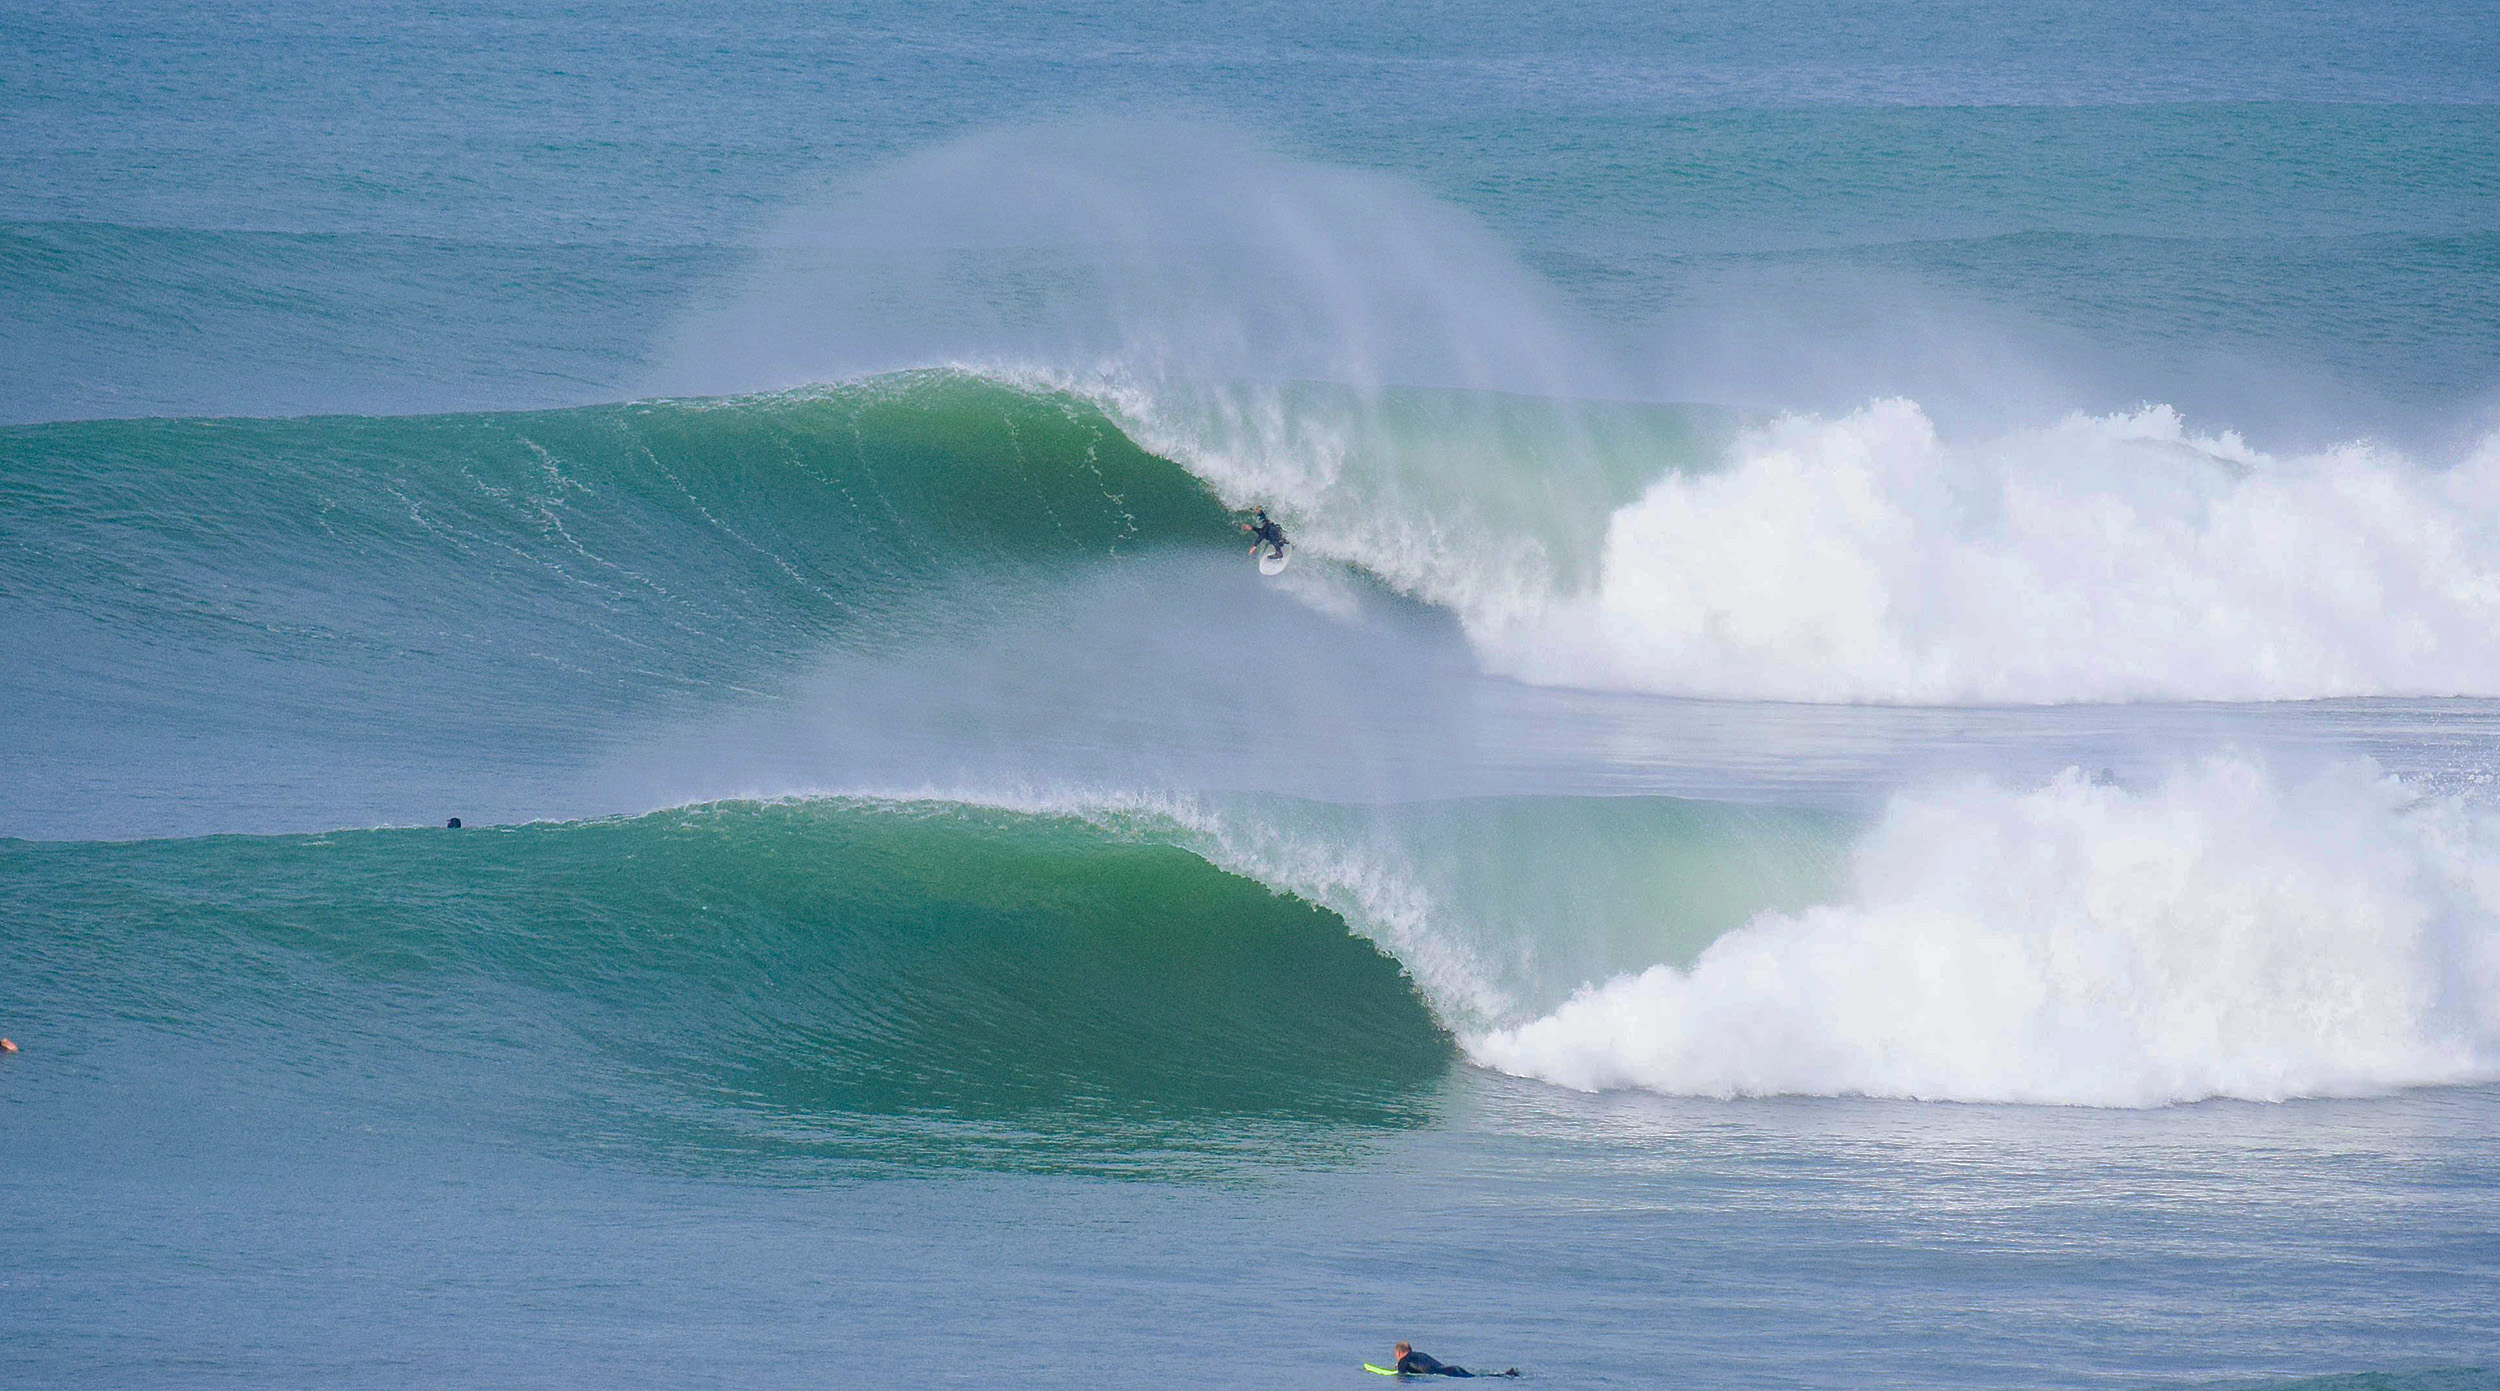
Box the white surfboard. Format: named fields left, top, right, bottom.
left=1258, top=544, right=1291, bottom=576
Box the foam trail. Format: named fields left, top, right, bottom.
left=1472, top=755, right=2500, bottom=1106
left=1486, top=401, right=2500, bottom=704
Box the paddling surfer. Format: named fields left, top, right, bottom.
left=1392, top=1342, right=1518, bottom=1377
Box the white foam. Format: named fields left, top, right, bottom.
left=1485, top=400, right=2500, bottom=704
left=1095, top=382, right=2500, bottom=706
left=664, top=120, right=2500, bottom=708
left=1471, top=755, right=2500, bottom=1106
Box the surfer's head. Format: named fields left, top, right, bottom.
left=1395, top=1343, right=1411, bottom=1358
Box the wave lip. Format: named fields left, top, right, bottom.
left=1470, top=755, right=2500, bottom=1107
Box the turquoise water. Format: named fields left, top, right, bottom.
left=7, top=0, right=2500, bottom=1386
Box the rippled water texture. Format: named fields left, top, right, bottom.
left=6, top=0, right=2499, bottom=1386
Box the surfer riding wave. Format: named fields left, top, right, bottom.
left=1242, top=507, right=1288, bottom=561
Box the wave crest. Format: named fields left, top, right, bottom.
left=1471, top=755, right=2500, bottom=1105
left=1482, top=400, right=2500, bottom=703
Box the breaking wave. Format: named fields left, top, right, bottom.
left=0, top=798, right=1452, bottom=1174
left=1094, top=385, right=2500, bottom=706
left=1470, top=755, right=2500, bottom=1105
left=19, top=757, right=2495, bottom=1133
left=1476, top=400, right=2500, bottom=704
left=635, top=119, right=2500, bottom=707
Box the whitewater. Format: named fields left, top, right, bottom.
left=1473, top=757, right=2500, bottom=1105
left=652, top=119, right=2500, bottom=708
left=16, top=367, right=2500, bottom=1114
left=8, top=0, right=2500, bottom=1387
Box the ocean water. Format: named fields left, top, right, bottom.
left=6, top=0, right=2500, bottom=1386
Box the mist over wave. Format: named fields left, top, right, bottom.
left=655, top=121, right=2500, bottom=707
left=15, top=119, right=2500, bottom=1124
left=1084, top=378, right=2500, bottom=705
left=12, top=2, right=2500, bottom=1379
left=1472, top=755, right=2500, bottom=1106
left=658, top=121, right=1618, bottom=403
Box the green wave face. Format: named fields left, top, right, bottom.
left=0, top=371, right=1253, bottom=835
left=0, top=363, right=1743, bottom=839
left=0, top=369, right=1232, bottom=694
left=0, top=799, right=1452, bottom=1177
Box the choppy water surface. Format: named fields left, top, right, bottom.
left=6, top=0, right=2500, bottom=1386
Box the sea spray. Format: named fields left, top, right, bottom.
left=1471, top=755, right=2500, bottom=1105
left=1079, top=375, right=2500, bottom=707
left=1482, top=401, right=2500, bottom=703
left=1078, top=372, right=1725, bottom=629
left=655, top=121, right=1619, bottom=405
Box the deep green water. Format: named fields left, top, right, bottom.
left=6, top=0, right=2500, bottom=1386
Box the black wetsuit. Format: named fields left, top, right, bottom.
left=1250, top=514, right=1287, bottom=557
left=1397, top=1351, right=1473, bottom=1377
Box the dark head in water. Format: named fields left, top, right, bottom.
left=446, top=817, right=462, bottom=829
